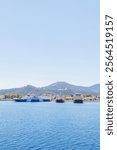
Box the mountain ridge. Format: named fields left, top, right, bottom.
left=0, top=82, right=100, bottom=96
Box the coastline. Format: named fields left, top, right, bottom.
left=0, top=99, right=100, bottom=102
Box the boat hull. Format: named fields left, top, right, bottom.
left=74, top=99, right=83, bottom=103
left=14, top=98, right=41, bottom=102
left=14, top=99, right=27, bottom=102
left=43, top=99, right=51, bottom=102
left=56, top=99, right=64, bottom=103
left=30, top=99, right=40, bottom=102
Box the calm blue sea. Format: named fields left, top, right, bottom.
left=0, top=101, right=100, bottom=150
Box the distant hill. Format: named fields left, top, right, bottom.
left=0, top=82, right=100, bottom=96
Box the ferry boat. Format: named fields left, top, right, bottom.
left=56, top=99, right=64, bottom=103
left=74, top=99, right=83, bottom=103
left=14, top=96, right=42, bottom=102
left=73, top=93, right=83, bottom=103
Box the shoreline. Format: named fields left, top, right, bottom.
left=0, top=99, right=100, bottom=103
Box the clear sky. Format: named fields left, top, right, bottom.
left=0, top=0, right=99, bottom=89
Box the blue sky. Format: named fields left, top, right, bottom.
left=0, top=0, right=99, bottom=89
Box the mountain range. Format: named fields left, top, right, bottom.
left=0, top=82, right=100, bottom=96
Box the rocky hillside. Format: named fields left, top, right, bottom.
left=0, top=82, right=100, bottom=96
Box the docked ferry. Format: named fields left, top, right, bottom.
left=56, top=98, right=65, bottom=103
left=73, top=93, right=83, bottom=103
left=14, top=96, right=51, bottom=102
left=14, top=96, right=42, bottom=102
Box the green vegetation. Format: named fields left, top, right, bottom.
left=64, top=96, right=74, bottom=100
left=4, top=94, right=22, bottom=99
left=83, top=94, right=93, bottom=97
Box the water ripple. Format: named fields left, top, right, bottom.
left=0, top=102, right=100, bottom=150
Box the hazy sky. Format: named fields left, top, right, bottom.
left=0, top=0, right=99, bottom=89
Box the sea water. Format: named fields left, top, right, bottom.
left=0, top=101, right=100, bottom=150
